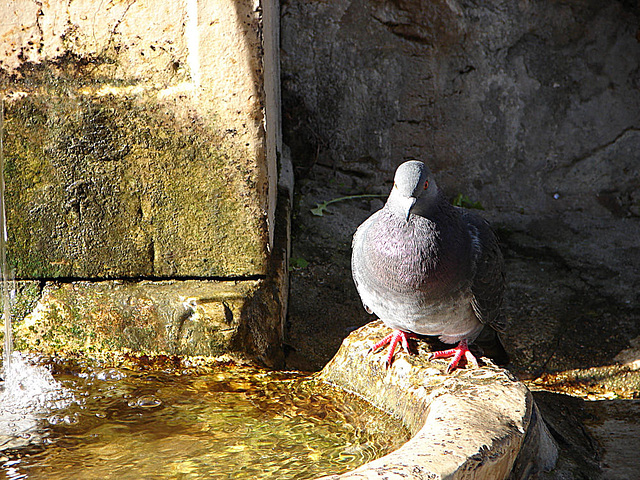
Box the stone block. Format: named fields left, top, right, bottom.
left=14, top=280, right=255, bottom=356
left=0, top=0, right=285, bottom=364
left=318, top=321, right=557, bottom=479
left=1, top=0, right=278, bottom=279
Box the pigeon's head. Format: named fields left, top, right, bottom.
left=388, top=160, right=438, bottom=220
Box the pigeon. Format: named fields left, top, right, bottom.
left=351, top=160, right=507, bottom=372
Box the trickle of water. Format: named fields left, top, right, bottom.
left=0, top=97, right=10, bottom=375
left=1, top=353, right=75, bottom=452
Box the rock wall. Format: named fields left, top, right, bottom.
left=1, top=0, right=285, bottom=366
left=281, top=0, right=640, bottom=373
left=2, top=0, right=273, bottom=278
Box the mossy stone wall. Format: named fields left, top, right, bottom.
left=4, top=68, right=267, bottom=279
left=0, top=0, right=284, bottom=365
left=1, top=0, right=272, bottom=280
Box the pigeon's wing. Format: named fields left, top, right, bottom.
left=462, top=211, right=507, bottom=333
left=351, top=211, right=381, bottom=315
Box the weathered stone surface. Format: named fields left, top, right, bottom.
left=1, top=0, right=277, bottom=279
left=14, top=280, right=259, bottom=356
left=10, top=276, right=284, bottom=367
left=0, top=0, right=287, bottom=366
left=582, top=399, right=640, bottom=480
left=282, top=0, right=640, bottom=373
left=317, top=321, right=557, bottom=479
left=4, top=85, right=267, bottom=278
left=6, top=151, right=291, bottom=367
left=531, top=391, right=602, bottom=479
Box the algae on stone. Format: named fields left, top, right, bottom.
left=14, top=280, right=261, bottom=357
left=3, top=59, right=267, bottom=279
left=0, top=0, right=284, bottom=366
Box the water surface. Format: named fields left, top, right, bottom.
left=1, top=355, right=409, bottom=479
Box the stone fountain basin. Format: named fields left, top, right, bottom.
left=317, top=320, right=558, bottom=480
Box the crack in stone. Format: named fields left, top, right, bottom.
left=33, top=1, right=45, bottom=55
left=564, top=126, right=640, bottom=170
left=101, top=0, right=138, bottom=53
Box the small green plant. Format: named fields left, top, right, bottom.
left=289, top=257, right=309, bottom=271
left=452, top=193, right=484, bottom=210
left=310, top=194, right=387, bottom=216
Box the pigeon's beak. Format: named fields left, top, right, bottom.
left=400, top=196, right=417, bottom=221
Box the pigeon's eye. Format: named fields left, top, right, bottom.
left=424, top=180, right=429, bottom=190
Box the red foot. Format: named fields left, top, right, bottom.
left=429, top=339, right=478, bottom=373
left=369, top=330, right=417, bottom=368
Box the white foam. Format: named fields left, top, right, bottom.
left=0, top=352, right=74, bottom=446
left=2, top=353, right=73, bottom=410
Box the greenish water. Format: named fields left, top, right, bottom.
left=0, top=355, right=409, bottom=479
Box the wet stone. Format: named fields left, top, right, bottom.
left=318, top=321, right=558, bottom=480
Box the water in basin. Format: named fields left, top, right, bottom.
left=0, top=354, right=409, bottom=479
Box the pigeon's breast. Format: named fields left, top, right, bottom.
left=352, top=208, right=480, bottom=341
left=363, top=213, right=459, bottom=296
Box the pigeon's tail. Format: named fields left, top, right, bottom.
left=473, top=325, right=510, bottom=366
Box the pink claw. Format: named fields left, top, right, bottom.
left=429, top=339, right=478, bottom=373
left=369, top=330, right=418, bottom=368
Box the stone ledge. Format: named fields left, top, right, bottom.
left=11, top=275, right=285, bottom=368
left=318, top=321, right=557, bottom=480
left=14, top=280, right=259, bottom=356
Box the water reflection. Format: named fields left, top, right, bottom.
left=1, top=356, right=409, bottom=479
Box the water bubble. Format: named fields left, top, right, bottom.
left=128, top=395, right=162, bottom=408
left=48, top=413, right=78, bottom=425
left=96, top=369, right=126, bottom=381
left=48, top=414, right=64, bottom=425
left=64, top=414, right=79, bottom=425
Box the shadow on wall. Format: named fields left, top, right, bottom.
left=280, top=0, right=640, bottom=377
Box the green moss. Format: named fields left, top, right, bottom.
left=452, top=193, right=484, bottom=210
left=11, top=280, right=261, bottom=357
left=11, top=281, right=42, bottom=321
left=2, top=53, right=267, bottom=280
